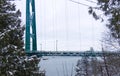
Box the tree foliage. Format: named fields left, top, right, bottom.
left=75, top=57, right=90, bottom=76
left=102, top=31, right=120, bottom=51
left=89, top=0, right=120, bottom=43
left=75, top=56, right=101, bottom=76
left=75, top=55, right=120, bottom=76
left=0, top=0, right=45, bottom=76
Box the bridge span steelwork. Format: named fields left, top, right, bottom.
left=26, top=51, right=120, bottom=57
left=25, top=0, right=120, bottom=57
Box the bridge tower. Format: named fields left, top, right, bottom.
left=25, top=0, right=37, bottom=52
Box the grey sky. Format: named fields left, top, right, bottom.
left=15, top=0, right=105, bottom=51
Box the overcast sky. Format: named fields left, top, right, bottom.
left=15, top=0, right=106, bottom=51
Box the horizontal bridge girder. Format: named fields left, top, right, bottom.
left=26, top=51, right=120, bottom=57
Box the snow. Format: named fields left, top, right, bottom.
left=8, top=71, right=13, bottom=76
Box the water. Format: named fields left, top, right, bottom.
left=39, top=56, right=81, bottom=76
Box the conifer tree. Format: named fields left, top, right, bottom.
left=75, top=57, right=90, bottom=76
left=0, top=0, right=44, bottom=76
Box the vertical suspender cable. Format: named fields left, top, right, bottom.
left=43, top=0, right=47, bottom=51
left=52, top=0, right=55, bottom=51
left=77, top=0, right=81, bottom=51
left=52, top=0, right=54, bottom=51
left=65, top=0, right=69, bottom=51
left=91, top=17, right=95, bottom=49
left=54, top=0, right=58, bottom=51
left=39, top=0, right=43, bottom=51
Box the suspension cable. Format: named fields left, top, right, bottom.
left=69, top=0, right=92, bottom=7
left=85, top=0, right=97, bottom=4
left=69, top=0, right=98, bottom=9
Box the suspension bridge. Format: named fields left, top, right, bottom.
left=24, top=0, right=118, bottom=57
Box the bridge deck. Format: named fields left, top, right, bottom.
left=26, top=51, right=120, bottom=57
